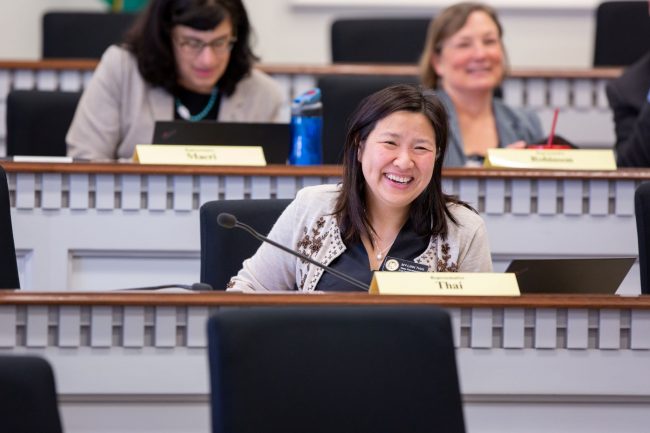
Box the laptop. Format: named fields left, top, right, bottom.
left=152, top=120, right=290, bottom=164
left=505, top=257, right=635, bottom=294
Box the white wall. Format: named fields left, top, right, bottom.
left=245, top=0, right=598, bottom=67
left=0, top=0, right=604, bottom=67
left=0, top=0, right=104, bottom=59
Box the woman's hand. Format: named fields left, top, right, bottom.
left=506, top=140, right=527, bottom=149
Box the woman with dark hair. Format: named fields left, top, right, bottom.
left=67, top=0, right=288, bottom=160
left=419, top=2, right=543, bottom=167
left=227, top=84, right=492, bottom=292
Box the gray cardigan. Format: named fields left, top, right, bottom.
left=67, top=45, right=289, bottom=160
left=436, top=90, right=544, bottom=167
left=227, top=184, right=493, bottom=292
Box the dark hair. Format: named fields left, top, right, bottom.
left=334, top=84, right=465, bottom=245
left=123, top=0, right=258, bottom=96
left=420, top=2, right=504, bottom=89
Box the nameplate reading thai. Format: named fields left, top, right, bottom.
left=369, top=272, right=520, bottom=296
left=133, top=144, right=266, bottom=166
left=484, top=149, right=616, bottom=170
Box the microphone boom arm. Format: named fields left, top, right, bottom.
left=235, top=221, right=369, bottom=291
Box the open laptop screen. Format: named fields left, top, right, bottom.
left=152, top=120, right=290, bottom=164
left=505, top=258, right=635, bottom=294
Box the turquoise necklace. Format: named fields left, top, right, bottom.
left=175, top=87, right=218, bottom=122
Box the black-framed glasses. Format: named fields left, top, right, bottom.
left=174, top=36, right=237, bottom=56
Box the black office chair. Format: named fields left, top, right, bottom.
left=318, top=74, right=419, bottom=164
left=200, top=199, right=292, bottom=290
left=6, top=90, right=81, bottom=157
left=593, top=1, right=650, bottom=67
left=635, top=182, right=650, bottom=294
left=42, top=11, right=138, bottom=59
left=331, top=18, right=431, bottom=64
left=207, top=306, right=465, bottom=433
left=0, top=355, right=63, bottom=433
left=0, top=165, right=19, bottom=289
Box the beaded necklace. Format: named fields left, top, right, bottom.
left=175, top=87, right=218, bottom=122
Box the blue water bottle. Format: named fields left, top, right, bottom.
left=289, top=88, right=323, bottom=165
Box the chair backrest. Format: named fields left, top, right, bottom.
left=594, top=1, right=650, bottom=67
left=200, top=199, right=292, bottom=290
left=6, top=90, right=82, bottom=157
left=42, top=11, right=138, bottom=59
left=0, top=165, right=19, bottom=289
left=318, top=74, right=419, bottom=164
left=0, top=355, right=63, bottom=433
left=331, top=18, right=431, bottom=64
left=207, top=306, right=466, bottom=433
left=635, top=182, right=650, bottom=294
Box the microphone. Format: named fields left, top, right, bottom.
left=115, top=282, right=213, bottom=291
left=217, top=212, right=369, bottom=291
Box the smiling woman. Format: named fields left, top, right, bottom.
left=419, top=2, right=544, bottom=167
left=226, top=84, right=493, bottom=293
left=66, top=0, right=289, bottom=161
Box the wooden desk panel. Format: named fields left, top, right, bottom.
left=0, top=61, right=623, bottom=156
left=2, top=162, right=645, bottom=293
left=1, top=291, right=649, bottom=433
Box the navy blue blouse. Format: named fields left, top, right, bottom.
left=315, top=218, right=430, bottom=292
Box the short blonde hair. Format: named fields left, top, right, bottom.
left=419, top=2, right=504, bottom=89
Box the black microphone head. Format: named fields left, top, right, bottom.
left=217, top=213, right=238, bottom=228
left=190, top=282, right=214, bottom=291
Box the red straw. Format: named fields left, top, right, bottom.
left=546, top=108, right=559, bottom=147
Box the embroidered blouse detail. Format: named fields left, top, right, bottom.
left=415, top=236, right=437, bottom=269
left=295, top=217, right=325, bottom=291
left=297, top=217, right=326, bottom=258
left=437, top=241, right=459, bottom=272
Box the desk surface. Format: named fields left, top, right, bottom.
left=2, top=161, right=650, bottom=180
left=0, top=59, right=625, bottom=79
left=2, top=290, right=650, bottom=309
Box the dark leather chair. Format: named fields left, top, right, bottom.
left=593, top=1, right=650, bottom=67
left=200, top=199, right=292, bottom=290
left=0, top=165, right=19, bottom=289
left=6, top=90, right=81, bottom=157
left=318, top=74, right=419, bottom=164
left=42, top=11, right=138, bottom=59
left=0, top=355, right=63, bottom=433
left=207, top=306, right=466, bottom=433
left=331, top=18, right=431, bottom=64
left=635, top=182, right=650, bottom=294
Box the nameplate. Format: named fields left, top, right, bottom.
left=484, top=149, right=616, bottom=170
left=12, top=155, right=74, bottom=163
left=133, top=144, right=266, bottom=166
left=369, top=272, right=520, bottom=296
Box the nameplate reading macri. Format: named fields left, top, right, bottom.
left=133, top=144, right=266, bottom=166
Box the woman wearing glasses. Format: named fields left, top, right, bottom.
left=67, top=0, right=288, bottom=160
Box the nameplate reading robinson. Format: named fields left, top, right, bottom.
left=485, top=149, right=616, bottom=170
